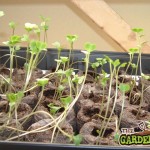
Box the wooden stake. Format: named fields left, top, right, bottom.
left=71, top=0, right=150, bottom=53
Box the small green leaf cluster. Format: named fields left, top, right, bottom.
left=55, top=57, right=69, bottom=64
left=37, top=78, right=49, bottom=87
left=72, top=134, right=82, bottom=146
left=3, top=35, right=21, bottom=46
left=119, top=83, right=130, bottom=93
left=101, top=70, right=109, bottom=87
left=72, top=75, right=84, bottom=85
left=60, top=96, right=72, bottom=107
left=48, top=96, right=72, bottom=115
left=91, top=62, right=99, bottom=69
left=52, top=41, right=62, bottom=51
left=66, top=35, right=78, bottom=44
left=9, top=21, right=17, bottom=30
left=47, top=103, right=61, bottom=115
left=129, top=48, right=139, bottom=55
left=132, top=28, right=144, bottom=33
left=141, top=73, right=150, bottom=80
left=29, top=40, right=47, bottom=54
left=40, top=15, right=50, bottom=31
left=25, top=22, right=38, bottom=32
left=84, top=42, right=96, bottom=54
left=7, top=91, right=24, bottom=107
left=91, top=58, right=107, bottom=69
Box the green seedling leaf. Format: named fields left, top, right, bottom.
left=21, top=34, right=29, bottom=42
left=34, top=28, right=41, bottom=35
left=141, top=73, right=150, bottom=80
left=119, top=83, right=130, bottom=93
left=0, top=11, right=4, bottom=17
left=104, top=55, right=113, bottom=63
left=15, top=45, right=21, bottom=51
left=96, top=130, right=100, bottom=134
left=132, top=28, right=144, bottom=33
left=7, top=91, right=24, bottom=107
left=91, top=62, right=99, bottom=69
left=7, top=93, right=17, bottom=103
left=101, top=58, right=107, bottom=65
left=120, top=62, right=127, bottom=68
left=24, top=63, right=29, bottom=71
left=129, top=48, right=139, bottom=54
left=16, top=91, right=24, bottom=100
left=48, top=103, right=61, bottom=115
left=60, top=56, right=69, bottom=64
left=62, top=78, right=68, bottom=84
left=101, top=77, right=109, bottom=87
left=41, top=22, right=49, bottom=30
left=113, top=59, right=120, bottom=67
left=60, top=96, right=72, bottom=107
left=131, top=63, right=137, bottom=69
left=101, top=70, right=109, bottom=87
left=37, top=78, right=49, bottom=87
left=52, top=41, right=62, bottom=51
left=40, top=15, right=50, bottom=22
left=96, top=58, right=107, bottom=65
left=29, top=40, right=47, bottom=54
left=40, top=15, right=50, bottom=31
left=8, top=35, right=21, bottom=46
left=58, top=85, right=65, bottom=92
left=72, top=134, right=82, bottom=146
left=84, top=42, right=96, bottom=53
left=57, top=69, right=65, bottom=75
left=66, top=35, right=78, bottom=43
left=96, top=58, right=103, bottom=61
left=72, top=75, right=84, bottom=85
left=102, top=69, right=109, bottom=77
left=55, top=59, right=62, bottom=63
left=114, top=132, right=120, bottom=141
left=78, top=76, right=85, bottom=84
left=9, top=21, right=17, bottom=29
left=25, top=22, right=38, bottom=32
left=65, top=69, right=73, bottom=77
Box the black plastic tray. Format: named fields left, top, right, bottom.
left=0, top=46, right=150, bottom=74
left=0, top=141, right=150, bottom=150
left=0, top=46, right=150, bottom=150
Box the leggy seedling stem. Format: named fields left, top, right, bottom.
left=66, top=35, right=78, bottom=68
left=51, top=42, right=96, bottom=143
left=4, top=35, right=21, bottom=92
left=99, top=60, right=126, bottom=140
left=98, top=57, right=114, bottom=140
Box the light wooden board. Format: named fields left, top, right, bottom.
left=71, top=0, right=150, bottom=53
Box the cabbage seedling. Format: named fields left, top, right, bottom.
left=40, top=15, right=50, bottom=42
left=3, top=35, right=22, bottom=92
left=66, top=34, right=78, bottom=68
left=118, top=83, right=130, bottom=127
left=6, top=91, right=24, bottom=124
left=23, top=40, right=47, bottom=91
